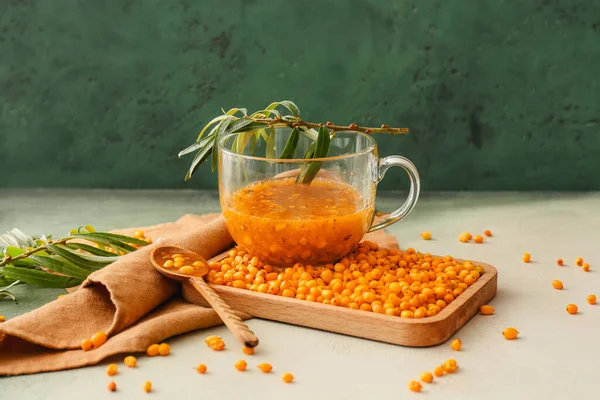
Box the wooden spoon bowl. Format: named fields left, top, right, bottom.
left=150, top=245, right=259, bottom=348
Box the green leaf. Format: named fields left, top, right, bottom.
left=279, top=100, right=300, bottom=117
left=196, top=114, right=231, bottom=141
left=65, top=242, right=118, bottom=257
left=184, top=136, right=216, bottom=181
left=211, top=117, right=234, bottom=171
left=0, top=276, right=19, bottom=287
left=225, top=118, right=253, bottom=135
left=298, top=126, right=330, bottom=184
left=2, top=266, right=82, bottom=288
left=266, top=126, right=276, bottom=158
left=225, top=107, right=248, bottom=116
left=54, top=244, right=119, bottom=264
left=68, top=233, right=141, bottom=252
left=249, top=133, right=259, bottom=154
left=77, top=232, right=148, bottom=246
left=314, top=125, right=331, bottom=158
left=179, top=134, right=215, bottom=158
left=0, top=291, right=16, bottom=301
left=8, top=228, right=36, bottom=248
left=29, top=254, right=92, bottom=279
left=279, top=127, right=300, bottom=159
left=234, top=122, right=269, bottom=133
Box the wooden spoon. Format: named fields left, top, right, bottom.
left=150, top=245, right=259, bottom=348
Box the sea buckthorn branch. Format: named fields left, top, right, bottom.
left=178, top=100, right=409, bottom=183
left=0, top=226, right=149, bottom=299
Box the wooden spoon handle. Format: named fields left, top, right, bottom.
left=190, top=277, right=259, bottom=348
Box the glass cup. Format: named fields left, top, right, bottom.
left=218, top=127, right=420, bottom=266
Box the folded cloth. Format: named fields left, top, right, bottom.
left=0, top=214, right=398, bottom=376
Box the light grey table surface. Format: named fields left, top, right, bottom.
left=1, top=190, right=599, bottom=400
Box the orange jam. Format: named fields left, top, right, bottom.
left=221, top=177, right=375, bottom=266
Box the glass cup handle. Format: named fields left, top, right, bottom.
left=368, top=156, right=420, bottom=232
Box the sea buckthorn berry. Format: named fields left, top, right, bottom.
left=522, top=253, right=531, bottom=263
left=502, top=327, right=519, bottom=340
left=81, top=338, right=93, bottom=351
left=420, top=232, right=432, bottom=240
left=57, top=294, right=66, bottom=299
left=450, top=338, right=462, bottom=351
left=134, top=230, right=144, bottom=238
left=420, top=372, right=434, bottom=383
left=556, top=258, right=564, bottom=266
left=242, top=346, right=254, bottom=355
left=124, top=356, right=137, bottom=368
left=205, top=246, right=482, bottom=319
left=408, top=380, right=423, bottom=392
left=143, top=381, right=152, bottom=393
left=258, top=363, right=273, bottom=373
left=179, top=266, right=195, bottom=275
left=107, top=381, right=117, bottom=392
left=158, top=343, right=170, bottom=356
left=566, top=304, right=578, bottom=314
left=458, top=232, right=471, bottom=243
left=552, top=280, right=563, bottom=290
left=146, top=344, right=160, bottom=357
left=196, top=364, right=207, bottom=374
left=480, top=305, right=494, bottom=315
left=473, top=235, right=484, bottom=244
left=106, top=363, right=118, bottom=376
left=91, top=331, right=107, bottom=348
left=234, top=360, right=247, bottom=371
left=443, top=359, right=458, bottom=373
left=582, top=263, right=590, bottom=272
left=433, top=366, right=444, bottom=377
left=282, top=372, right=294, bottom=383
left=484, top=229, right=492, bottom=237
left=163, top=260, right=174, bottom=268
left=575, top=257, right=584, bottom=266
left=588, top=295, right=597, bottom=305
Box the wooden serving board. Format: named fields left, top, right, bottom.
left=182, top=254, right=498, bottom=347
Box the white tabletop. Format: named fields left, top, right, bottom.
left=2, top=190, right=599, bottom=399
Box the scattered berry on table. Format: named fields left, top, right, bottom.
left=146, top=344, right=160, bottom=357
left=451, top=338, right=462, bottom=351
left=566, top=304, right=578, bottom=314
left=196, top=364, right=207, bottom=374
left=582, top=263, right=590, bottom=272
left=258, top=363, right=273, bottom=373
left=408, top=380, right=422, bottom=392
left=124, top=356, right=137, bottom=368
left=480, top=305, right=495, bottom=315
left=158, top=343, right=170, bottom=356
left=106, top=364, right=118, bottom=376
left=234, top=360, right=247, bottom=371
left=552, top=280, right=563, bottom=290
left=420, top=372, right=434, bottom=383
left=502, top=327, right=519, bottom=340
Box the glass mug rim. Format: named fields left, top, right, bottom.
left=218, top=129, right=376, bottom=163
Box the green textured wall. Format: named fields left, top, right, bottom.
left=1, top=0, right=599, bottom=190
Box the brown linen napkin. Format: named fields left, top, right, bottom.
left=0, top=214, right=398, bottom=376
